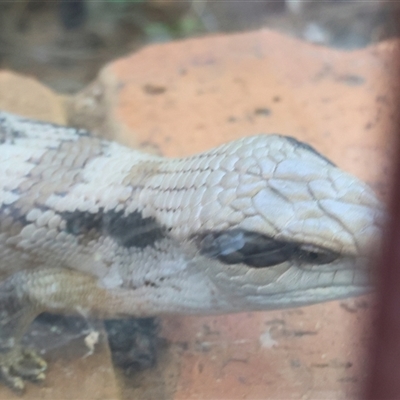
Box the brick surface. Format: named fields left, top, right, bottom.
left=0, top=71, right=66, bottom=124
left=0, top=28, right=396, bottom=399
left=71, top=29, right=395, bottom=399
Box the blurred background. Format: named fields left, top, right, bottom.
left=0, top=0, right=398, bottom=93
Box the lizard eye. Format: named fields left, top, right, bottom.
left=198, top=230, right=297, bottom=268
left=295, top=245, right=339, bottom=265
left=197, top=231, right=339, bottom=268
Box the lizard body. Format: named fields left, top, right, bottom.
left=0, top=111, right=382, bottom=391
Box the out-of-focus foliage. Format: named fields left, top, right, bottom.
left=144, top=15, right=204, bottom=42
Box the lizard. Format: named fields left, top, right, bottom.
left=0, top=110, right=383, bottom=392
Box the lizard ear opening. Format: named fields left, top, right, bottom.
left=197, top=230, right=339, bottom=268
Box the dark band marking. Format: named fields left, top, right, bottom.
left=284, top=136, right=335, bottom=166
left=0, top=112, right=90, bottom=147
left=0, top=204, right=29, bottom=235
left=63, top=209, right=166, bottom=249
left=0, top=122, right=28, bottom=144
left=197, top=229, right=339, bottom=268
left=103, top=210, right=166, bottom=248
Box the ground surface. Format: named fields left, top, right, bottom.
left=0, top=27, right=396, bottom=399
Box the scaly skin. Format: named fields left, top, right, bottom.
left=0, top=111, right=383, bottom=391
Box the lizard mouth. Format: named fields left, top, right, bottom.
left=234, top=264, right=374, bottom=311
left=203, top=251, right=375, bottom=311
left=245, top=284, right=373, bottom=311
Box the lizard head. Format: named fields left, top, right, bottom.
left=144, top=134, right=383, bottom=312
left=192, top=135, right=383, bottom=311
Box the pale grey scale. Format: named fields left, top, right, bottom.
left=168, top=190, right=186, bottom=210
left=358, top=190, right=381, bottom=209
left=176, top=203, right=194, bottom=225
left=158, top=172, right=180, bottom=191
left=253, top=142, right=280, bottom=160
left=225, top=211, right=245, bottom=227
left=202, top=186, right=224, bottom=206
left=217, top=188, right=237, bottom=207
left=198, top=202, right=221, bottom=224
left=252, top=189, right=294, bottom=223
left=0, top=162, right=36, bottom=193
left=231, top=197, right=254, bottom=213
left=275, top=159, right=327, bottom=182
left=285, top=220, right=354, bottom=253
left=328, top=168, right=370, bottom=204
left=236, top=180, right=265, bottom=199
left=179, top=188, right=198, bottom=210
left=164, top=192, right=181, bottom=212
left=160, top=191, right=173, bottom=211
left=178, top=170, right=200, bottom=189
left=204, top=169, right=225, bottom=187
left=248, top=136, right=267, bottom=150
left=168, top=171, right=187, bottom=191
left=269, top=152, right=287, bottom=166
left=308, top=179, right=338, bottom=201
left=234, top=156, right=258, bottom=174
left=318, top=200, right=376, bottom=250
left=168, top=209, right=182, bottom=228
left=292, top=201, right=325, bottom=220
left=269, top=179, right=314, bottom=203
left=184, top=156, right=206, bottom=172
left=220, top=171, right=240, bottom=189
left=73, top=146, right=97, bottom=168
left=170, top=170, right=201, bottom=189
left=191, top=186, right=208, bottom=208
left=256, top=159, right=277, bottom=179
left=197, top=170, right=214, bottom=188
left=200, top=154, right=219, bottom=170
left=180, top=157, right=201, bottom=173
left=219, top=140, right=242, bottom=156
left=227, top=136, right=259, bottom=155
left=207, top=153, right=225, bottom=170
left=219, top=154, right=240, bottom=172
left=234, top=143, right=255, bottom=159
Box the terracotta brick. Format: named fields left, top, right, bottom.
left=0, top=28, right=393, bottom=399
left=71, top=29, right=394, bottom=399
left=0, top=71, right=66, bottom=124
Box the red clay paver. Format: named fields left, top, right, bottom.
left=0, top=28, right=395, bottom=399
left=81, top=28, right=395, bottom=399
left=0, top=70, right=66, bottom=124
